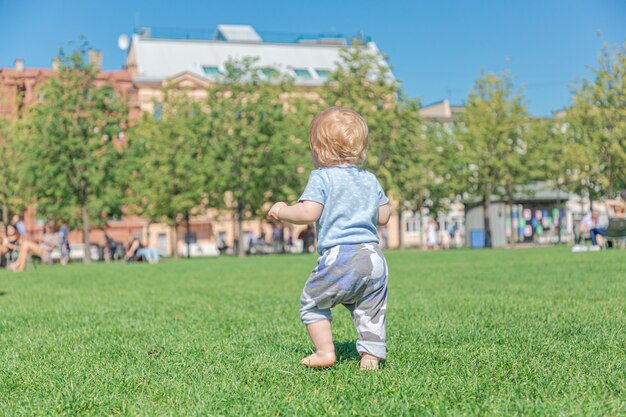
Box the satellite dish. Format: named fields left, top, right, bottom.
left=117, top=34, right=130, bottom=51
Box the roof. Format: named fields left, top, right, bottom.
left=465, top=181, right=575, bottom=208
left=215, top=25, right=262, bottom=42
left=127, top=25, right=388, bottom=87
left=419, top=99, right=464, bottom=121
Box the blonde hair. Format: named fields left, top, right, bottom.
left=309, top=107, right=368, bottom=168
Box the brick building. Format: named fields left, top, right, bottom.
left=0, top=52, right=145, bottom=249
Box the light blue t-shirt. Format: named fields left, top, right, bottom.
left=299, top=165, right=389, bottom=255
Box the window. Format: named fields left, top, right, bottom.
left=202, top=66, right=221, bottom=75
left=154, top=102, right=163, bottom=121
left=261, top=67, right=279, bottom=78
left=293, top=68, right=312, bottom=78
left=184, top=231, right=197, bottom=244
left=404, top=213, right=420, bottom=236
left=315, top=69, right=330, bottom=78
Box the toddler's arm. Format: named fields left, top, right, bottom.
left=378, top=204, right=391, bottom=225
left=268, top=201, right=323, bottom=225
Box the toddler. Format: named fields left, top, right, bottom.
left=268, top=107, right=391, bottom=370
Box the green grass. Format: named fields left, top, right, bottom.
left=0, top=247, right=624, bottom=416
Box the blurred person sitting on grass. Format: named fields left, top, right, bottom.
left=591, top=200, right=626, bottom=249
left=124, top=234, right=160, bottom=264
left=0, top=222, right=10, bottom=267
left=11, top=214, right=26, bottom=237
left=267, top=107, right=391, bottom=370
left=3, top=222, right=57, bottom=272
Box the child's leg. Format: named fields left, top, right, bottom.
left=347, top=281, right=387, bottom=369
left=300, top=319, right=336, bottom=367
left=299, top=248, right=341, bottom=368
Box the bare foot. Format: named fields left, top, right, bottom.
left=360, top=353, right=380, bottom=370
left=300, top=351, right=336, bottom=368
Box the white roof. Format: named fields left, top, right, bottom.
left=129, top=31, right=388, bottom=86
left=216, top=25, right=261, bottom=42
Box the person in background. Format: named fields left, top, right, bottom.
left=577, top=210, right=596, bottom=244
left=125, top=234, right=159, bottom=264
left=287, top=230, right=294, bottom=251
left=304, top=223, right=315, bottom=254
left=59, top=223, right=70, bottom=265
left=11, top=214, right=26, bottom=237
left=447, top=222, right=458, bottom=248
left=39, top=222, right=60, bottom=264
left=427, top=219, right=439, bottom=250
left=0, top=222, right=9, bottom=267
left=270, top=224, right=284, bottom=253
left=5, top=222, right=57, bottom=272
left=217, top=231, right=228, bottom=255
left=590, top=200, right=626, bottom=248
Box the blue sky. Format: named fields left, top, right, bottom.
left=1, top=0, right=625, bottom=115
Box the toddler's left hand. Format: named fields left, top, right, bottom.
left=267, top=202, right=288, bottom=220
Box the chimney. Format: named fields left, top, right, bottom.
left=52, top=57, right=60, bottom=71
left=88, top=49, right=102, bottom=71
left=15, top=59, right=24, bottom=71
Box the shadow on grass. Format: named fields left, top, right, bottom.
left=334, top=341, right=360, bottom=363
left=0, top=291, right=7, bottom=297
left=334, top=340, right=387, bottom=369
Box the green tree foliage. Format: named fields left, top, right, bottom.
left=526, top=117, right=567, bottom=188
left=205, top=57, right=309, bottom=256
left=564, top=42, right=626, bottom=199
left=22, top=44, right=127, bottom=262
left=456, top=72, right=529, bottom=247
left=0, top=120, right=26, bottom=224
left=123, top=90, right=210, bottom=258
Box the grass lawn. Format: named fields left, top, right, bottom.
left=0, top=247, right=624, bottom=416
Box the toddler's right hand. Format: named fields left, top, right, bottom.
left=267, top=202, right=287, bottom=221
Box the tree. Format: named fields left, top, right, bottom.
left=206, top=57, right=309, bottom=256
left=456, top=72, right=529, bottom=247
left=0, top=120, right=25, bottom=224
left=563, top=42, right=626, bottom=199
left=123, top=90, right=210, bottom=258
left=322, top=40, right=435, bottom=248
left=22, top=43, right=127, bottom=262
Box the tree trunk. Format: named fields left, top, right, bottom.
left=420, top=209, right=428, bottom=250
left=185, top=212, right=191, bottom=259
left=506, top=178, right=514, bottom=245
left=483, top=193, right=492, bottom=248
left=556, top=187, right=562, bottom=244
left=81, top=201, right=91, bottom=264
left=237, top=200, right=245, bottom=257
left=172, top=216, right=179, bottom=259
left=397, top=207, right=404, bottom=250
left=232, top=209, right=237, bottom=256
left=607, top=154, right=613, bottom=197
left=281, top=225, right=286, bottom=253
left=2, top=203, right=8, bottom=225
